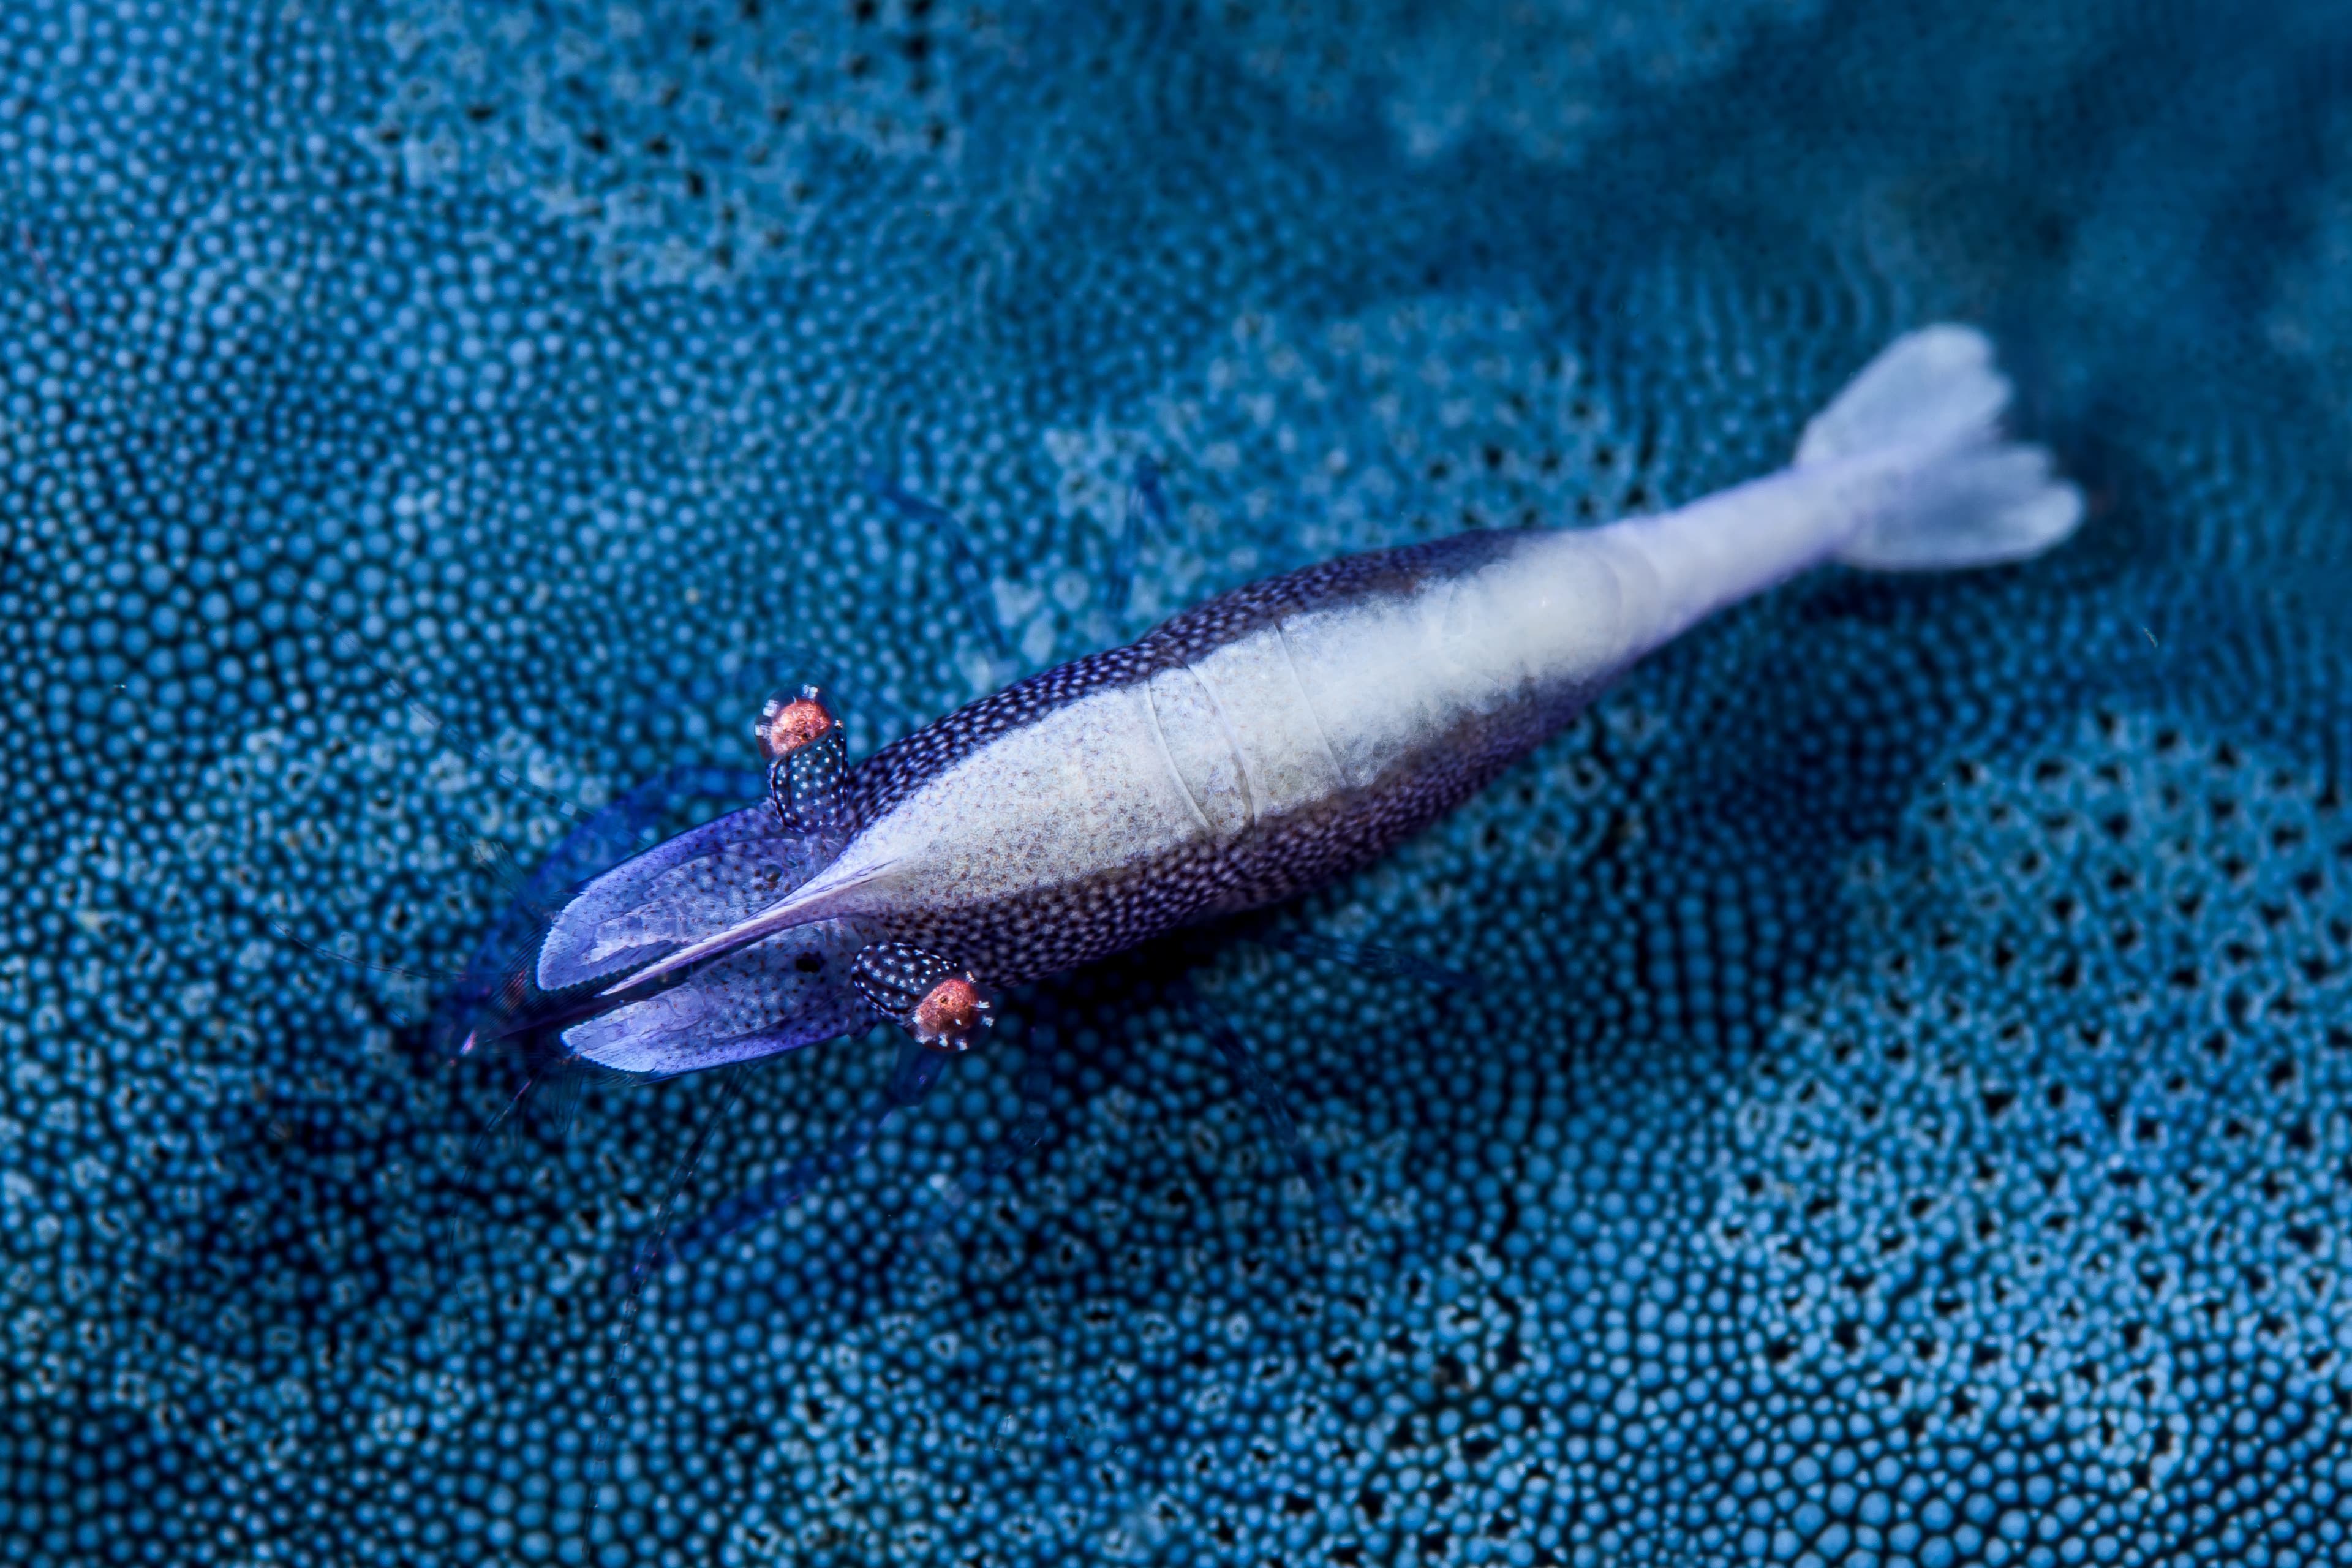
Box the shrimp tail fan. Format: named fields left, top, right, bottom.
left=439, top=766, right=837, bottom=1058
left=1798, top=324, right=2084, bottom=571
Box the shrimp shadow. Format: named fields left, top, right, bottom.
left=586, top=899, right=1487, bottom=1374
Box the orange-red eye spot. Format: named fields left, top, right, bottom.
left=756, top=694, right=836, bottom=762
left=911, top=975, right=991, bottom=1052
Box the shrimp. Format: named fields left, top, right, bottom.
left=462, top=325, right=2082, bottom=1077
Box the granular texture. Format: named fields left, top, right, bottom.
left=2, top=2, right=2349, bottom=1566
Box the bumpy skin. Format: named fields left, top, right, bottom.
left=15, top=4, right=2352, bottom=1567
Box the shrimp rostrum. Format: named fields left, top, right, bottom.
left=461, top=326, right=2082, bottom=1077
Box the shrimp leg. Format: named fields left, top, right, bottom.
left=1248, top=922, right=1487, bottom=992
left=914, top=1031, right=1055, bottom=1241
left=656, top=1039, right=951, bottom=1264
left=1178, top=978, right=1348, bottom=1229
left=1114, top=456, right=1175, bottom=620
left=870, top=477, right=1019, bottom=682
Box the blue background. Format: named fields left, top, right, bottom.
left=4, top=2, right=2351, bottom=1564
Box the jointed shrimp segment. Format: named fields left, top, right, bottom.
left=464, top=326, right=2079, bottom=1095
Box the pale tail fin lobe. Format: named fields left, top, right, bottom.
left=1798, top=324, right=2084, bottom=572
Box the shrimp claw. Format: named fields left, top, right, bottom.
left=850, top=941, right=995, bottom=1052
left=754, top=684, right=850, bottom=834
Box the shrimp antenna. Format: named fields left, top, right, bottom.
left=867, top=475, right=1021, bottom=686
left=914, top=1028, right=1057, bottom=1243
left=1246, top=921, right=1486, bottom=992
left=245, top=894, right=462, bottom=983
left=586, top=1065, right=750, bottom=1518
left=657, top=1038, right=951, bottom=1265
left=292, top=600, right=602, bottom=829
left=430, top=1063, right=548, bottom=1295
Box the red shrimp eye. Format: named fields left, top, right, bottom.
left=756, top=684, right=850, bottom=834
left=910, top=974, right=993, bottom=1054
left=850, top=941, right=993, bottom=1052
left=754, top=684, right=838, bottom=763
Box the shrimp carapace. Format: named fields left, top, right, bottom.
left=474, top=325, right=2082, bottom=1077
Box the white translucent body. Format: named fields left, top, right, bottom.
left=785, top=461, right=1880, bottom=915
left=600, top=324, right=2082, bottom=1000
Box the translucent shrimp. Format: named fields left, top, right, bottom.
left=503, top=325, right=2079, bottom=1089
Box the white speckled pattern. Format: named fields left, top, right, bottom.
left=564, top=325, right=2084, bottom=1061
left=846, top=458, right=1893, bottom=906
left=613, top=458, right=1888, bottom=994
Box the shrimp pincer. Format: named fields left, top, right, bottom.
left=465, top=325, right=2082, bottom=1077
